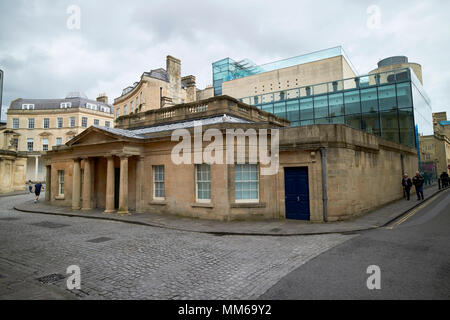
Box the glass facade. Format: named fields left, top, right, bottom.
left=240, top=68, right=432, bottom=149
left=212, top=46, right=356, bottom=96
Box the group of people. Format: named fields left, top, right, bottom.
left=439, top=171, right=449, bottom=189
left=401, top=171, right=425, bottom=201
left=27, top=180, right=43, bottom=203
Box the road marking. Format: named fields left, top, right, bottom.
left=386, top=192, right=443, bottom=230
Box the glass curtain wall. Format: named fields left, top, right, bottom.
left=241, top=68, right=433, bottom=149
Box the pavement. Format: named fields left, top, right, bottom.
left=0, top=190, right=29, bottom=198
left=260, top=188, right=450, bottom=299
left=0, top=194, right=354, bottom=299
left=13, top=184, right=445, bottom=236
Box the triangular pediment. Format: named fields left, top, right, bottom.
left=39, top=131, right=53, bottom=137
left=67, top=127, right=122, bottom=147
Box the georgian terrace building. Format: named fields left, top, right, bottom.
left=43, top=96, right=417, bottom=222
left=0, top=92, right=114, bottom=182
left=113, top=55, right=198, bottom=119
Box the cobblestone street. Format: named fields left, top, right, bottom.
left=0, top=194, right=354, bottom=300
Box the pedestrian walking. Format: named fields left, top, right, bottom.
left=28, top=180, right=33, bottom=193
left=412, top=171, right=425, bottom=201
left=401, top=173, right=413, bottom=201
left=34, top=181, right=42, bottom=203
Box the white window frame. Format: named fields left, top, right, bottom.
left=42, top=138, right=49, bottom=151
left=22, top=104, right=35, bottom=110
left=27, top=138, right=34, bottom=151
left=116, top=109, right=121, bottom=118
left=43, top=118, right=50, bottom=129
left=105, top=121, right=110, bottom=128
left=94, top=119, right=99, bottom=125
left=28, top=118, right=35, bottom=129
left=130, top=101, right=133, bottom=113
left=57, top=117, right=63, bottom=128
left=81, top=117, right=88, bottom=128
left=234, top=164, right=259, bottom=203
left=56, top=137, right=62, bottom=146
left=124, top=104, right=128, bottom=115
left=70, top=116, right=75, bottom=128
left=86, top=103, right=97, bottom=110
left=60, top=102, right=71, bottom=108
left=12, top=118, right=19, bottom=129
left=153, top=165, right=165, bottom=200
left=58, top=170, right=65, bottom=196
left=195, top=164, right=211, bottom=203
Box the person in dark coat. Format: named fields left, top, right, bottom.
left=412, top=171, right=425, bottom=201
left=441, top=171, right=449, bottom=188
left=28, top=180, right=33, bottom=193
left=34, top=181, right=42, bottom=203
left=401, top=173, right=413, bottom=201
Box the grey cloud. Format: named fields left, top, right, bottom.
left=0, top=0, right=449, bottom=116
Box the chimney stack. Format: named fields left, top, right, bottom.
left=97, top=93, right=108, bottom=104
left=166, top=55, right=181, bottom=104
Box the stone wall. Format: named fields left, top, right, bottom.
left=0, top=150, right=27, bottom=193
left=222, top=56, right=355, bottom=100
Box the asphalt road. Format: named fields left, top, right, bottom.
left=260, top=189, right=450, bottom=300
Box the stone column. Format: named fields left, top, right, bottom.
left=136, top=156, right=144, bottom=213
left=118, top=155, right=129, bottom=215
left=104, top=156, right=115, bottom=214
left=72, top=158, right=81, bottom=210
left=45, top=165, right=51, bottom=202
left=34, top=156, right=39, bottom=181
left=81, top=158, right=92, bottom=210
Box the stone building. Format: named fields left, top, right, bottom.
left=0, top=92, right=114, bottom=182
left=113, top=56, right=198, bottom=118
left=0, top=149, right=27, bottom=194
left=419, top=112, right=450, bottom=176
left=43, top=96, right=417, bottom=222
left=212, top=48, right=433, bottom=166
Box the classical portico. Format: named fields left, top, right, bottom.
left=45, top=126, right=144, bottom=215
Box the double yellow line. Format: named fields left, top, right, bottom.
left=386, top=191, right=443, bottom=230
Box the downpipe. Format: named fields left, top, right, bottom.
left=320, top=147, right=328, bottom=222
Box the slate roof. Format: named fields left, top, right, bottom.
left=10, top=96, right=114, bottom=114
left=91, top=115, right=252, bottom=140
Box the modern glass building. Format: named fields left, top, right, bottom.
left=239, top=67, right=433, bottom=150
left=212, top=47, right=357, bottom=96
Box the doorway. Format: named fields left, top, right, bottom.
left=284, top=167, right=310, bottom=220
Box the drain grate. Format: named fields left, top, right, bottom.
left=37, top=273, right=66, bottom=284
left=86, top=237, right=113, bottom=243
left=30, top=221, right=70, bottom=229
left=0, top=217, right=21, bottom=221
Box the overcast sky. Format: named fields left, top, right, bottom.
left=1, top=0, right=449, bottom=120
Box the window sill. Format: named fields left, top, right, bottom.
left=191, top=203, right=214, bottom=209
left=230, top=202, right=266, bottom=208
left=149, top=200, right=167, bottom=205
left=54, top=195, right=65, bottom=200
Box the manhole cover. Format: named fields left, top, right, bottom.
left=0, top=217, right=21, bottom=221
left=86, top=237, right=113, bottom=243
left=37, top=273, right=66, bottom=284
left=30, top=221, right=70, bottom=229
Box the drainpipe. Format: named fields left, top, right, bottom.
left=320, top=148, right=328, bottom=222
left=160, top=87, right=163, bottom=108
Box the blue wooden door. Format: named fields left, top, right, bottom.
left=284, top=167, right=310, bottom=220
